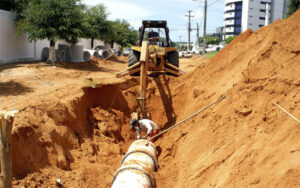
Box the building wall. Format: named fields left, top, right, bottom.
left=241, top=0, right=249, bottom=32
left=224, top=0, right=288, bottom=39
left=270, top=0, right=288, bottom=22
left=0, top=10, right=108, bottom=64
left=224, top=0, right=243, bottom=38
left=246, top=0, right=271, bottom=31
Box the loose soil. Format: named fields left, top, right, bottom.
left=0, top=11, right=299, bottom=188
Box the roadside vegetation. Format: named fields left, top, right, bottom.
left=204, top=51, right=218, bottom=58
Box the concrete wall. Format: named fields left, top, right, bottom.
left=271, top=0, right=288, bottom=22
left=0, top=10, right=109, bottom=64
left=246, top=0, right=271, bottom=31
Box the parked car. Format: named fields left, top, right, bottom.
left=179, top=51, right=192, bottom=58
left=205, top=44, right=224, bottom=53
left=122, top=48, right=132, bottom=56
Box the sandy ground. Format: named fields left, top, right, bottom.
left=1, top=54, right=205, bottom=187
left=0, top=10, right=300, bottom=188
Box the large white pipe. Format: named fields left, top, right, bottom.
left=111, top=139, right=158, bottom=188
left=57, top=44, right=71, bottom=62
left=84, top=49, right=101, bottom=57
left=83, top=51, right=91, bottom=62
left=99, top=50, right=110, bottom=60
left=41, top=47, right=49, bottom=61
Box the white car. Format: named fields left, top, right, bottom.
left=179, top=51, right=192, bottom=58
left=122, top=48, right=132, bottom=56
left=205, top=44, right=224, bottom=53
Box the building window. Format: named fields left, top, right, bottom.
left=259, top=25, right=264, bottom=27
left=259, top=17, right=265, bottom=20
left=235, top=19, right=241, bottom=25
left=236, top=2, right=242, bottom=10
left=236, top=12, right=242, bottom=17
left=235, top=27, right=241, bottom=33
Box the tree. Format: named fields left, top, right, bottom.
left=15, top=0, right=85, bottom=62
left=199, top=36, right=220, bottom=45
left=0, top=0, right=16, bottom=11
left=225, top=36, right=236, bottom=44
left=106, top=19, right=138, bottom=49
left=82, top=4, right=110, bottom=49
left=206, top=36, right=220, bottom=44
left=286, top=0, right=300, bottom=17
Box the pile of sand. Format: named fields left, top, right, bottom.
left=153, top=10, right=300, bottom=187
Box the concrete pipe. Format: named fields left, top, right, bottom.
left=93, top=50, right=100, bottom=58
left=111, top=166, right=155, bottom=188
left=41, top=47, right=49, bottom=61
left=83, top=49, right=97, bottom=58
left=69, top=45, right=84, bottom=62
left=111, top=139, right=158, bottom=188
left=184, top=53, right=192, bottom=58
left=99, top=50, right=110, bottom=60
left=83, top=51, right=91, bottom=62
left=57, top=44, right=71, bottom=62
left=41, top=47, right=58, bottom=61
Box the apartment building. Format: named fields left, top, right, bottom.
left=224, top=0, right=289, bottom=38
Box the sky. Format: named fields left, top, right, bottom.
left=82, top=0, right=224, bottom=42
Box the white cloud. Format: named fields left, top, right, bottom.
left=82, top=0, right=225, bottom=42
left=82, top=0, right=153, bottom=28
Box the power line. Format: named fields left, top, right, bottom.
left=207, top=0, right=219, bottom=7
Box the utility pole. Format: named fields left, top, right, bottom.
left=185, top=10, right=194, bottom=51
left=202, top=0, right=207, bottom=54
left=196, top=23, right=200, bottom=40
left=196, top=23, right=200, bottom=48
left=178, top=35, right=182, bottom=43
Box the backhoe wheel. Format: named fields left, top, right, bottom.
left=167, top=51, right=179, bottom=67
left=128, top=50, right=140, bottom=67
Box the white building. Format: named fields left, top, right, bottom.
left=224, top=0, right=289, bottom=39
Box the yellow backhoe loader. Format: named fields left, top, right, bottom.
left=117, top=20, right=185, bottom=120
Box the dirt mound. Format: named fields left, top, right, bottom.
left=153, top=10, right=300, bottom=187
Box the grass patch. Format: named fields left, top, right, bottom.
left=204, top=51, right=218, bottom=58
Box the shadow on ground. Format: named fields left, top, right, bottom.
left=153, top=75, right=177, bottom=130
left=45, top=61, right=116, bottom=72
left=0, top=81, right=33, bottom=96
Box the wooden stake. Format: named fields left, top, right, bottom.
left=0, top=110, right=18, bottom=188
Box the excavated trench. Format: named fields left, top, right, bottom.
left=12, top=76, right=177, bottom=187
